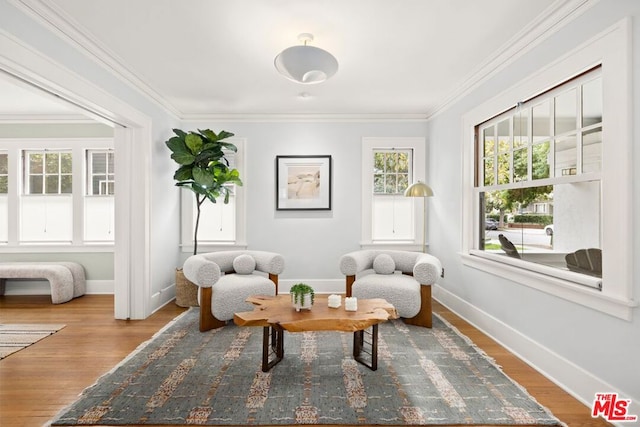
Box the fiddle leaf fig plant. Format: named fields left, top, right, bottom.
left=165, top=128, right=242, bottom=255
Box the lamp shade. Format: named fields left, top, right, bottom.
left=404, top=181, right=434, bottom=197
left=274, top=35, right=338, bottom=84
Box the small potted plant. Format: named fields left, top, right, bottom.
left=290, top=283, right=314, bottom=312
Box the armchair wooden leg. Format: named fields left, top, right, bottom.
left=199, top=287, right=226, bottom=332
left=269, top=274, right=279, bottom=295
left=345, top=275, right=355, bottom=297
left=403, top=284, right=432, bottom=328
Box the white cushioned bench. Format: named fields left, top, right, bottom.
left=0, top=262, right=86, bottom=304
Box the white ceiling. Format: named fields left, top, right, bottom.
left=2, top=0, right=568, bottom=119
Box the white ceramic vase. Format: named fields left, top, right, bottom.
left=292, top=292, right=313, bottom=311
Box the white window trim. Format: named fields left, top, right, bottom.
left=180, top=137, right=246, bottom=252
left=0, top=137, right=114, bottom=251
left=461, top=18, right=635, bottom=320
left=361, top=137, right=425, bottom=250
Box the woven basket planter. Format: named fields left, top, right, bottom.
left=175, top=268, right=199, bottom=307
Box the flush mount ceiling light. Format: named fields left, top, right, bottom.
left=274, top=33, right=338, bottom=84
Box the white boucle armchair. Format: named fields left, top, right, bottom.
left=183, top=250, right=285, bottom=332
left=339, top=250, right=442, bottom=328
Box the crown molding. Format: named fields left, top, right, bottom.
left=426, top=0, right=599, bottom=120
left=10, top=0, right=182, bottom=118
left=0, top=113, right=93, bottom=123
left=181, top=113, right=428, bottom=123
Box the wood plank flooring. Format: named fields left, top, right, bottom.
left=0, top=295, right=610, bottom=427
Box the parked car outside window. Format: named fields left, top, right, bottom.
left=485, top=218, right=499, bottom=230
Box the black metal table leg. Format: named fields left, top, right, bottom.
left=262, top=325, right=284, bottom=372
left=353, top=324, right=378, bottom=371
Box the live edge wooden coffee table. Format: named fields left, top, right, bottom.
left=234, top=295, right=398, bottom=372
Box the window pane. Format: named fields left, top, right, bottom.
left=385, top=174, right=397, bottom=193
left=0, top=153, right=7, bottom=174
left=29, top=175, right=43, bottom=194
left=60, top=153, right=72, bottom=173
left=92, top=152, right=106, bottom=174
left=107, top=152, right=115, bottom=173
left=29, top=153, right=43, bottom=174
left=513, top=148, right=528, bottom=182
left=555, top=135, right=577, bottom=177
left=397, top=153, right=409, bottom=173
left=384, top=153, right=396, bottom=172
left=582, top=78, right=602, bottom=127
left=372, top=195, right=413, bottom=240
left=513, top=108, right=528, bottom=149
left=497, top=119, right=510, bottom=153
left=20, top=195, right=72, bottom=242
left=497, top=153, right=510, bottom=184
left=0, top=177, right=7, bottom=194
left=532, top=101, right=550, bottom=143
left=583, top=127, right=602, bottom=173
left=373, top=174, right=384, bottom=193
left=532, top=141, right=550, bottom=180
left=483, top=126, right=495, bottom=156
left=45, top=175, right=59, bottom=194
left=61, top=175, right=73, bottom=193
left=373, top=153, right=384, bottom=173
left=45, top=153, right=59, bottom=174
left=84, top=197, right=114, bottom=241
left=483, top=157, right=494, bottom=186
left=555, top=88, right=577, bottom=135
left=481, top=180, right=601, bottom=269
left=397, top=173, right=408, bottom=190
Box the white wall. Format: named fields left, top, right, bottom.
left=183, top=120, right=427, bottom=292
left=427, top=0, right=639, bottom=416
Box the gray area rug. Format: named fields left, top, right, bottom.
left=51, top=308, right=562, bottom=425
left=0, top=323, right=65, bottom=359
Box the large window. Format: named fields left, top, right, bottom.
left=461, top=20, right=634, bottom=320
left=85, top=150, right=115, bottom=242
left=0, top=139, right=114, bottom=246
left=361, top=137, right=425, bottom=249
left=22, top=150, right=74, bottom=242
left=180, top=139, right=245, bottom=250
left=476, top=69, right=602, bottom=288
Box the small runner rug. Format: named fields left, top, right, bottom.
left=51, top=308, right=563, bottom=426
left=0, top=323, right=65, bottom=359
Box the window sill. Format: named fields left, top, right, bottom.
left=360, top=241, right=426, bottom=252
left=460, top=252, right=636, bottom=321
left=0, top=243, right=114, bottom=253
left=181, top=242, right=248, bottom=253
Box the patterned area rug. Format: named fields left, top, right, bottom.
left=51, top=309, right=563, bottom=426
left=0, top=323, right=65, bottom=359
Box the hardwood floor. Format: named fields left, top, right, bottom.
left=0, top=295, right=610, bottom=427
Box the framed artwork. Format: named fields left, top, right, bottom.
left=276, top=155, right=332, bottom=210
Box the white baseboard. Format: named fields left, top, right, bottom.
left=433, top=285, right=639, bottom=426
left=1, top=279, right=114, bottom=295
left=150, top=283, right=177, bottom=314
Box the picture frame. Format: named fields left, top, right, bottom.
left=276, top=155, right=332, bottom=210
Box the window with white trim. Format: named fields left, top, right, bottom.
left=85, top=150, right=115, bottom=242
left=22, top=150, right=73, bottom=242
left=476, top=69, right=603, bottom=289
left=361, top=137, right=425, bottom=249
left=180, top=138, right=245, bottom=250
left=0, top=138, right=115, bottom=247
left=461, top=20, right=635, bottom=320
